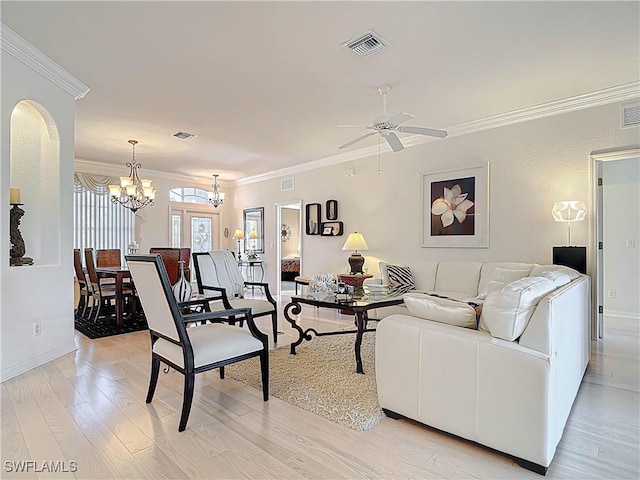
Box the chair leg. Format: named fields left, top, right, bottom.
left=179, top=372, right=195, bottom=432
left=271, top=312, right=278, bottom=344
left=146, top=357, right=160, bottom=403
left=260, top=350, right=269, bottom=401
left=219, top=366, right=225, bottom=379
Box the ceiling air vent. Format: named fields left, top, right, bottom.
left=342, top=30, right=388, bottom=57
left=281, top=177, right=294, bottom=191
left=172, top=131, right=197, bottom=140
left=621, top=103, right=640, bottom=129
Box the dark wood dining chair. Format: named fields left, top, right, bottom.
left=149, top=247, right=191, bottom=284
left=96, top=248, right=122, bottom=267
left=84, top=248, right=135, bottom=323
left=126, top=254, right=269, bottom=432
left=73, top=248, right=93, bottom=320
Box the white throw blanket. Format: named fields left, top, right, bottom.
left=208, top=251, right=245, bottom=298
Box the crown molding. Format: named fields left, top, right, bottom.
left=236, top=81, right=640, bottom=186
left=74, top=158, right=224, bottom=188
left=1, top=23, right=90, bottom=100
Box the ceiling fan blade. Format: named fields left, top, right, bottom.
left=387, top=112, right=415, bottom=126
left=337, top=124, right=370, bottom=128
left=338, top=131, right=378, bottom=149
left=397, top=125, right=448, bottom=138
left=384, top=132, right=405, bottom=152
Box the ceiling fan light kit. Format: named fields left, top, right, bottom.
left=338, top=85, right=447, bottom=152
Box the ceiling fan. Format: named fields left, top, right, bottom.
left=338, top=85, right=447, bottom=152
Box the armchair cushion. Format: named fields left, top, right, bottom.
left=209, top=297, right=275, bottom=315
left=153, top=323, right=264, bottom=369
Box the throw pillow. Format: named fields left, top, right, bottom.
left=403, top=293, right=477, bottom=329
left=479, top=276, right=556, bottom=341
left=387, top=264, right=416, bottom=294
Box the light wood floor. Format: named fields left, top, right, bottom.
left=1, top=298, right=638, bottom=479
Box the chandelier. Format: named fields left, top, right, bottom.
left=108, top=140, right=156, bottom=213
left=208, top=174, right=225, bottom=208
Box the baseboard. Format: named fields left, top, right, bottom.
left=605, top=310, right=640, bottom=320
left=0, top=341, right=77, bottom=382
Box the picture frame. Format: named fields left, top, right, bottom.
left=326, top=199, right=339, bottom=220
left=305, top=202, right=321, bottom=235
left=321, top=221, right=344, bottom=236
left=422, top=163, right=489, bottom=248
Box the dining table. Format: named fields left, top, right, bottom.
left=95, top=266, right=132, bottom=329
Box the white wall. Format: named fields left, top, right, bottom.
left=281, top=208, right=300, bottom=258
left=1, top=40, right=85, bottom=381
left=603, top=157, right=640, bottom=319
left=233, top=102, right=639, bottom=288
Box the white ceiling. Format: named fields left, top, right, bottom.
left=2, top=1, right=639, bottom=182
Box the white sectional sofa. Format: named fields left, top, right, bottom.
left=373, top=261, right=590, bottom=475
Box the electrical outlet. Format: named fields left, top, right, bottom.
left=607, top=290, right=616, bottom=299
left=626, top=239, right=635, bottom=248
left=33, top=322, right=41, bottom=336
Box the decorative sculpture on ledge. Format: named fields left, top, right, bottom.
left=10, top=203, right=34, bottom=266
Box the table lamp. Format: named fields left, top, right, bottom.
left=552, top=200, right=587, bottom=274
left=552, top=200, right=586, bottom=245
left=232, top=228, right=244, bottom=260
left=248, top=229, right=259, bottom=259
left=342, top=232, right=369, bottom=274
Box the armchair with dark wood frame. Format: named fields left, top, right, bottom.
left=192, top=251, right=279, bottom=344
left=126, top=254, right=269, bottom=432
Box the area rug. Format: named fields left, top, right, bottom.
left=74, top=311, right=148, bottom=339
left=225, top=332, right=385, bottom=431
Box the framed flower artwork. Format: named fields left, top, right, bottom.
left=421, top=163, right=489, bottom=248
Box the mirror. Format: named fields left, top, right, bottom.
left=243, top=207, right=264, bottom=256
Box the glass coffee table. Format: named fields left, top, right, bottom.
left=283, top=292, right=404, bottom=374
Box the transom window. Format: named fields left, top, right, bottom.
left=169, top=187, right=209, bottom=204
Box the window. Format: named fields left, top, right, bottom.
left=73, top=174, right=135, bottom=258
left=169, top=187, right=209, bottom=204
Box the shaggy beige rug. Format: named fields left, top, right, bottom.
left=225, top=332, right=385, bottom=431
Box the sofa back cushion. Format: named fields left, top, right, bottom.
left=403, top=292, right=477, bottom=329
left=530, top=264, right=580, bottom=282
left=479, top=276, right=556, bottom=341
left=478, top=263, right=534, bottom=298
left=434, top=261, right=483, bottom=297
left=379, top=261, right=438, bottom=291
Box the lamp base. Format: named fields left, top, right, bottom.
left=348, top=253, right=365, bottom=274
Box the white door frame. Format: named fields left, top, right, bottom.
left=589, top=147, right=640, bottom=339
left=275, top=200, right=302, bottom=295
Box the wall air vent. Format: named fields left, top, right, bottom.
left=281, top=177, right=294, bottom=191
left=621, top=103, right=640, bottom=129
left=342, top=30, right=388, bottom=57
left=172, top=131, right=197, bottom=140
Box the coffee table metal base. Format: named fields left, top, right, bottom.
left=283, top=299, right=378, bottom=374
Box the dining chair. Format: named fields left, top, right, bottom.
left=73, top=248, right=93, bottom=320
left=192, top=251, right=279, bottom=344
left=126, top=254, right=269, bottom=432
left=149, top=247, right=191, bottom=284
left=84, top=248, right=135, bottom=322
left=96, top=248, right=122, bottom=267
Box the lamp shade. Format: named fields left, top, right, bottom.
left=249, top=229, right=259, bottom=240
left=342, top=232, right=369, bottom=252
left=552, top=201, right=586, bottom=222
left=232, top=229, right=245, bottom=240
